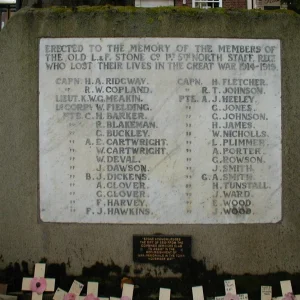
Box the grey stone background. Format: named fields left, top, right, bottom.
left=0, top=7, right=300, bottom=276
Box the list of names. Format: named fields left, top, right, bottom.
left=39, top=38, right=281, bottom=223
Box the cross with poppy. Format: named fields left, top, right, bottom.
left=108, top=283, right=134, bottom=300
left=79, top=282, right=99, bottom=300
left=261, top=286, right=272, bottom=300
left=53, top=280, right=84, bottom=300
left=192, top=286, right=204, bottom=300
left=273, top=281, right=300, bottom=300
left=215, top=280, right=248, bottom=300
left=22, top=263, right=55, bottom=300
left=159, top=288, right=171, bottom=300
left=121, top=283, right=134, bottom=300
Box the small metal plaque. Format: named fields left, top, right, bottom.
left=133, top=235, right=191, bottom=264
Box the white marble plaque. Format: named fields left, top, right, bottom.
left=39, top=38, right=281, bottom=223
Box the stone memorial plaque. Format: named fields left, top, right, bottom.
left=133, top=235, right=191, bottom=264
left=39, top=38, right=281, bottom=223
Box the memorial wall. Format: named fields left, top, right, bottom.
left=0, top=7, right=300, bottom=276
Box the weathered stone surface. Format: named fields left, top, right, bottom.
left=0, top=7, right=299, bottom=274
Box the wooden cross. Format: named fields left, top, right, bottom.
left=261, top=286, right=272, bottom=300
left=272, top=281, right=300, bottom=300
left=121, top=283, right=134, bottom=300
left=78, top=282, right=108, bottom=300
left=159, top=288, right=171, bottom=300
left=215, top=280, right=248, bottom=300
left=192, top=286, right=204, bottom=300
left=22, top=263, right=55, bottom=300
left=108, top=283, right=134, bottom=300
left=79, top=282, right=99, bottom=300
left=53, top=280, right=84, bottom=300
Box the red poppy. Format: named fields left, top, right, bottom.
left=224, top=293, right=240, bottom=300
left=30, top=278, right=47, bottom=295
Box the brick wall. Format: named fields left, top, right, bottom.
left=175, top=0, right=193, bottom=6
left=222, top=0, right=247, bottom=8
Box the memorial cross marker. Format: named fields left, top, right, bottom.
left=53, top=280, right=84, bottom=300
left=261, top=286, right=272, bottom=300
left=79, top=282, right=99, bottom=300
left=22, top=263, right=55, bottom=300
left=121, top=284, right=134, bottom=300
left=215, top=280, right=248, bottom=300
left=107, top=283, right=133, bottom=300
left=159, top=288, right=171, bottom=300
left=272, top=281, right=300, bottom=300
left=192, top=286, right=205, bottom=300
left=39, top=38, right=281, bottom=224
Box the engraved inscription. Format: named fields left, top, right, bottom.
left=39, top=38, right=281, bottom=223
left=133, top=236, right=191, bottom=264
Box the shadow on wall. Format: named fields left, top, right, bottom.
left=1, top=259, right=300, bottom=299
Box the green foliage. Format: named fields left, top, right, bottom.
left=280, top=0, right=300, bottom=12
